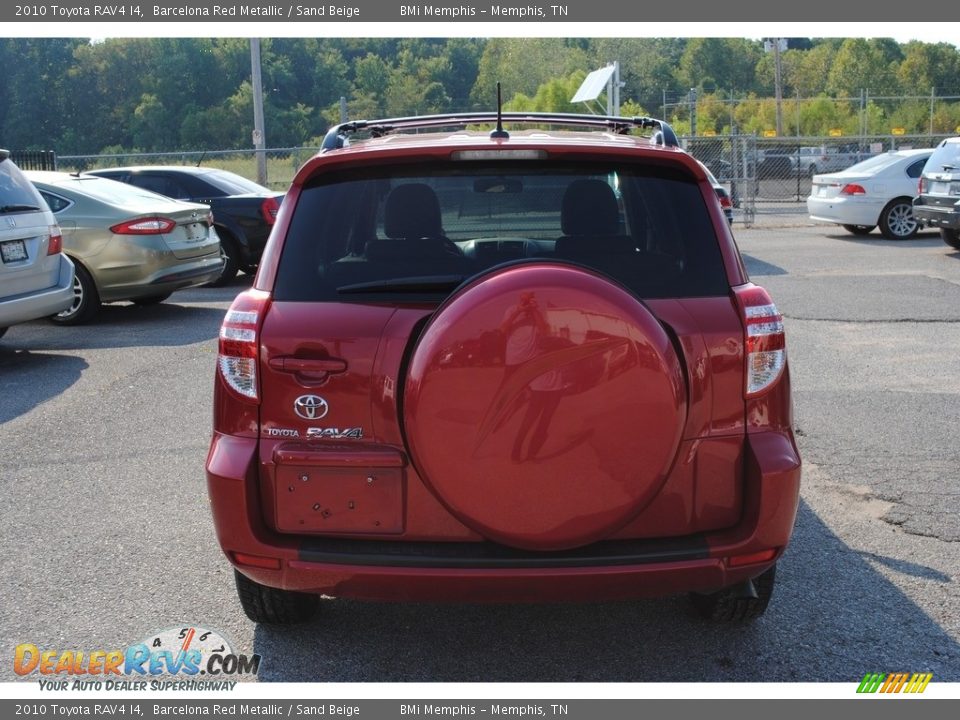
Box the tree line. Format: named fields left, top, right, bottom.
left=3, top=37, right=960, bottom=156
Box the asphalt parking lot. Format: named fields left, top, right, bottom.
left=1, top=220, right=958, bottom=683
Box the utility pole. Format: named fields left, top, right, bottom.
left=250, top=38, right=267, bottom=186
left=772, top=38, right=784, bottom=136
left=689, top=87, right=697, bottom=136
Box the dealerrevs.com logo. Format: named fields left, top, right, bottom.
left=14, top=626, right=260, bottom=691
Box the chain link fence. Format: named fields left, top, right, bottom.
left=682, top=133, right=951, bottom=225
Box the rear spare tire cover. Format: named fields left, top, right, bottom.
left=403, top=262, right=687, bottom=550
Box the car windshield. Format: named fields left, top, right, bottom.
left=926, top=142, right=960, bottom=172
left=844, top=153, right=911, bottom=174
left=202, top=169, right=272, bottom=195
left=274, top=161, right=728, bottom=302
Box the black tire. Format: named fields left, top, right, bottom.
left=131, top=293, right=172, bottom=306
left=689, top=564, right=777, bottom=622
left=878, top=198, right=919, bottom=240
left=842, top=224, right=876, bottom=235
left=207, top=231, right=239, bottom=287
left=50, top=262, right=100, bottom=325
left=234, top=570, right=318, bottom=624
left=941, top=228, right=960, bottom=250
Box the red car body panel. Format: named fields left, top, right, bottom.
left=207, top=126, right=800, bottom=604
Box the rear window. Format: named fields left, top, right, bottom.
left=273, top=162, right=729, bottom=302
left=924, top=141, right=960, bottom=175
left=0, top=158, right=46, bottom=212
left=202, top=169, right=272, bottom=196
left=72, top=176, right=184, bottom=206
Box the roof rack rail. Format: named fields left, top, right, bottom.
left=319, top=113, right=679, bottom=152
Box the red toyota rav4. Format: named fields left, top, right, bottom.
left=206, top=112, right=800, bottom=624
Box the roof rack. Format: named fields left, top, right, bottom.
left=320, top=112, right=679, bottom=152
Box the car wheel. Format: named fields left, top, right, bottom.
left=234, top=570, right=318, bottom=624
left=207, top=231, right=239, bottom=287
left=941, top=228, right=960, bottom=250
left=842, top=224, right=876, bottom=235
left=50, top=262, right=100, bottom=325
left=689, top=564, right=777, bottom=622
left=879, top=198, right=919, bottom=240
left=131, top=293, right=172, bottom=306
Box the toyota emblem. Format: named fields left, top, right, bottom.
left=293, top=395, right=328, bottom=420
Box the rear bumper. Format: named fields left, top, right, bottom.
left=807, top=196, right=882, bottom=227
left=206, top=431, right=801, bottom=602
left=99, top=255, right=223, bottom=302
left=0, top=255, right=75, bottom=327
left=912, top=200, right=960, bottom=230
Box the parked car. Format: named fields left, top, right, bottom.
left=912, top=137, right=960, bottom=250
left=790, top=145, right=864, bottom=177
left=806, top=149, right=932, bottom=240
left=87, top=166, right=283, bottom=284
left=26, top=171, right=223, bottom=324
left=206, top=112, right=800, bottom=625
left=0, top=150, right=74, bottom=339
left=698, top=160, right=734, bottom=225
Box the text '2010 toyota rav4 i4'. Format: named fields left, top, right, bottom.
left=206, top=111, right=800, bottom=624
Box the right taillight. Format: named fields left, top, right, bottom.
left=718, top=193, right=732, bottom=209
left=918, top=177, right=927, bottom=194
left=47, top=225, right=62, bottom=255
left=733, top=284, right=786, bottom=397
left=218, top=289, right=270, bottom=402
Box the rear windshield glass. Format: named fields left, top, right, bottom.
left=202, top=169, right=272, bottom=196
left=925, top=142, right=960, bottom=173
left=273, top=162, right=729, bottom=302
left=71, top=176, right=185, bottom=206
left=0, top=159, right=46, bottom=212
left=844, top=153, right=908, bottom=174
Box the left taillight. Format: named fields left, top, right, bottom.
left=218, top=289, right=270, bottom=402
left=47, top=225, right=62, bottom=255
left=733, top=284, right=786, bottom=398
left=840, top=183, right=866, bottom=196
left=110, top=217, right=177, bottom=235
left=718, top=193, right=733, bottom=209
left=260, top=196, right=280, bottom=225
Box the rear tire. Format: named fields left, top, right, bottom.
left=207, top=231, right=239, bottom=286
left=689, top=564, right=777, bottom=622
left=941, top=228, right=960, bottom=250
left=132, top=293, right=172, bottom=306
left=878, top=198, right=919, bottom=240
left=842, top=224, right=875, bottom=235
left=50, top=262, right=99, bottom=325
left=234, top=570, right=318, bottom=624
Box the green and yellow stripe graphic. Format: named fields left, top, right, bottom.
left=857, top=672, right=933, bottom=694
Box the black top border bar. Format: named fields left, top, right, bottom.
left=4, top=1, right=956, bottom=23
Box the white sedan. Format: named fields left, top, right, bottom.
left=807, top=148, right=932, bottom=239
